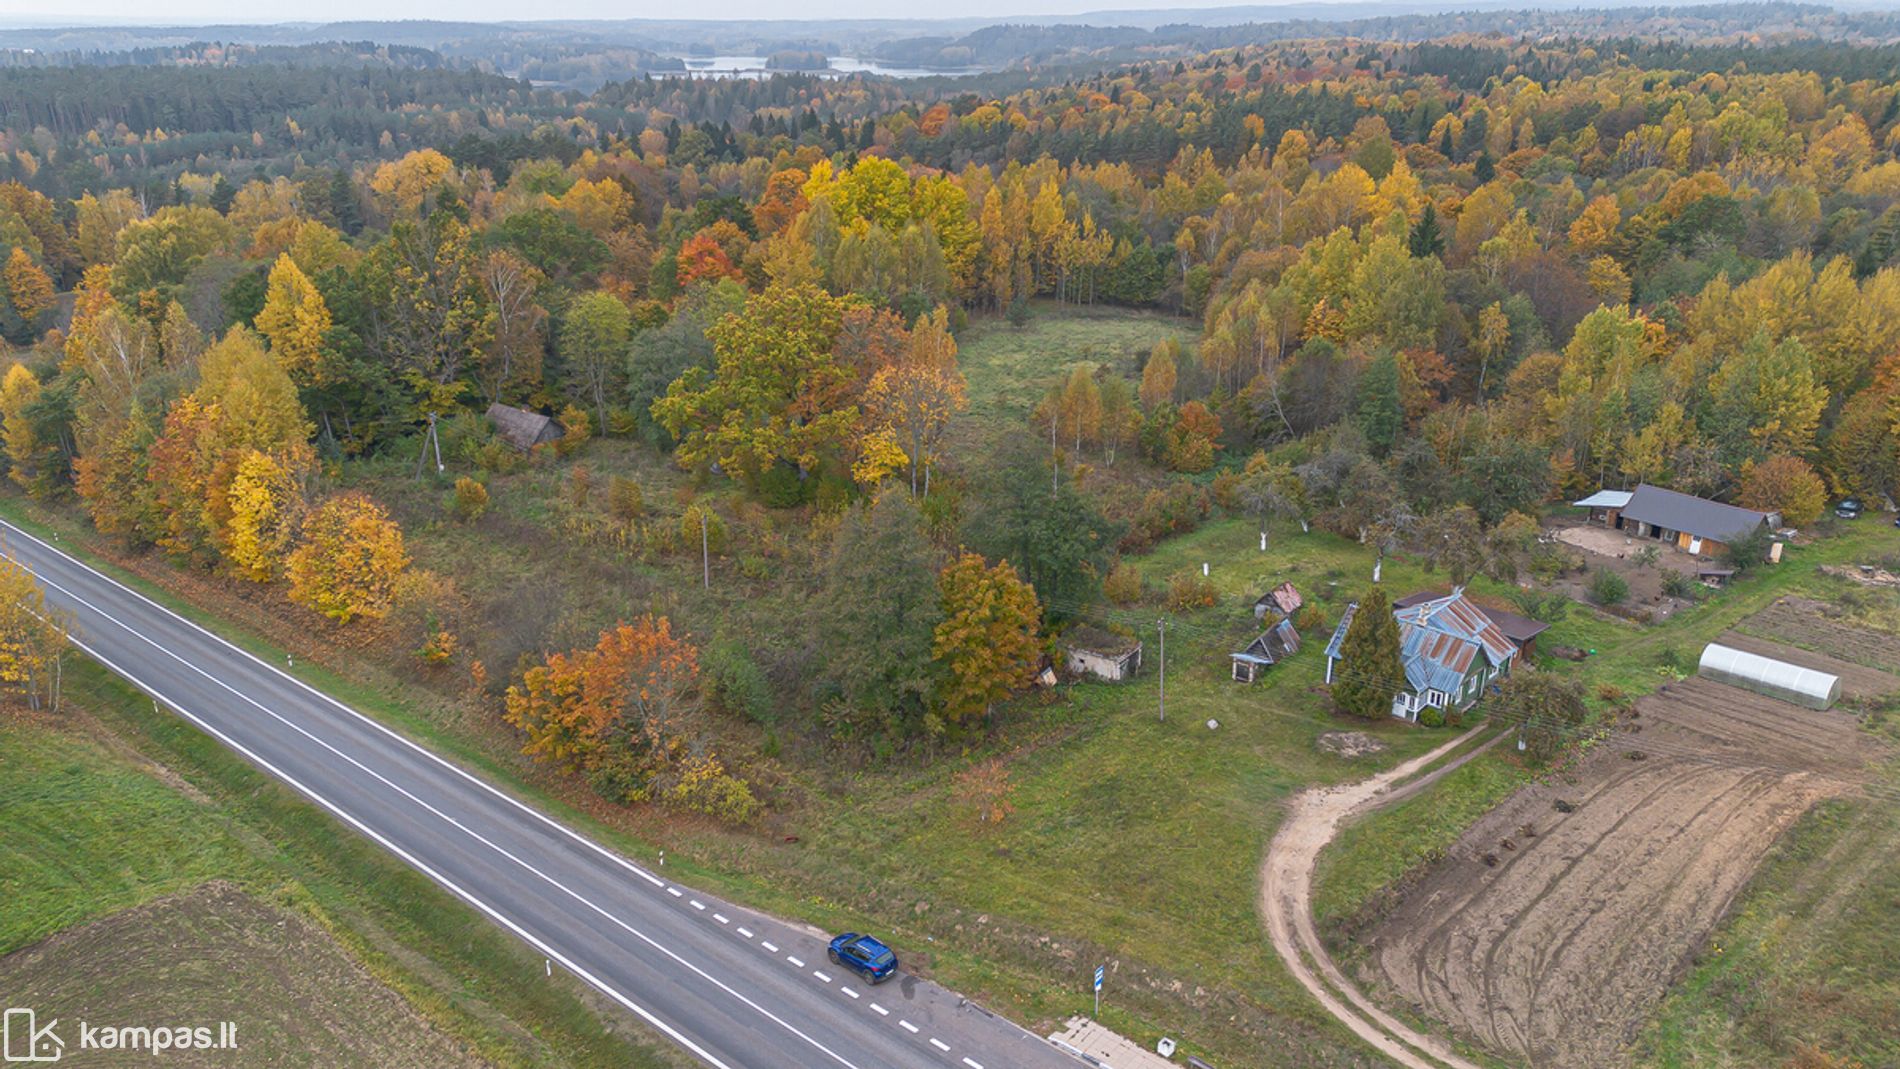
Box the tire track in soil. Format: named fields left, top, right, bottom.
left=1360, top=630, right=1890, bottom=1069
left=1259, top=724, right=1504, bottom=1069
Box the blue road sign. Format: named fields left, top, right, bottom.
left=1093, top=965, right=1104, bottom=991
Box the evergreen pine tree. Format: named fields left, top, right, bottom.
left=1333, top=585, right=1406, bottom=720
left=1408, top=202, right=1444, bottom=258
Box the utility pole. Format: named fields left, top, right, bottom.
left=1156, top=618, right=1166, bottom=722
left=701, top=511, right=710, bottom=589
left=414, top=412, right=444, bottom=478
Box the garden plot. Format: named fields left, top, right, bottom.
left=1358, top=617, right=1893, bottom=1069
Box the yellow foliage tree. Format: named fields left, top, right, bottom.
left=286, top=493, right=410, bottom=622
left=254, top=253, right=331, bottom=384
left=224, top=449, right=300, bottom=582
left=0, top=555, right=65, bottom=709
left=932, top=552, right=1042, bottom=728
left=369, top=149, right=455, bottom=217
left=852, top=426, right=910, bottom=489
left=0, top=364, right=48, bottom=495
left=2, top=247, right=55, bottom=324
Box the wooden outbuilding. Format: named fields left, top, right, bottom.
left=1231, top=616, right=1301, bottom=683
left=486, top=402, right=563, bottom=451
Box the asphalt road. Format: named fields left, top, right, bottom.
left=0, top=518, right=1080, bottom=1069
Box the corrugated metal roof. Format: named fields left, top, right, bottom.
left=1622, top=484, right=1772, bottom=542
left=1573, top=489, right=1634, bottom=509
left=1323, top=602, right=1358, bottom=660
left=1254, top=582, right=1304, bottom=617
left=1235, top=617, right=1301, bottom=666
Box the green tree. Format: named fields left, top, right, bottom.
left=967, top=446, right=1119, bottom=616
left=1357, top=351, right=1404, bottom=455
left=816, top=491, right=943, bottom=738
left=562, top=291, right=632, bottom=434
left=1333, top=585, right=1405, bottom=720
left=652, top=283, right=855, bottom=480
left=1407, top=201, right=1444, bottom=258
left=1415, top=504, right=1487, bottom=585
left=1499, top=672, right=1588, bottom=764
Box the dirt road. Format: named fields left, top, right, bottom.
left=1259, top=725, right=1502, bottom=1069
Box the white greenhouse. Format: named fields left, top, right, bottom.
left=1697, top=643, right=1841, bottom=711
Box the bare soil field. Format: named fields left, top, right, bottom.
left=1546, top=522, right=1702, bottom=619
left=1358, top=623, right=1894, bottom=1069
left=1735, top=595, right=1900, bottom=672
left=0, top=881, right=480, bottom=1068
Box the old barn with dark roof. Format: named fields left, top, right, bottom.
left=486, top=402, right=563, bottom=452
left=1616, top=484, right=1776, bottom=557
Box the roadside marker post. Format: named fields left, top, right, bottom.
left=1093, top=964, right=1104, bottom=1018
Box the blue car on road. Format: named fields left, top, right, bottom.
left=827, top=932, right=898, bottom=984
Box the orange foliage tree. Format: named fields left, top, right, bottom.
left=503, top=617, right=701, bottom=791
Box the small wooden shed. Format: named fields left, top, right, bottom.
left=487, top=402, right=563, bottom=451
left=1231, top=616, right=1301, bottom=683
left=1252, top=581, right=1304, bottom=622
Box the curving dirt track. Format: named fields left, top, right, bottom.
left=1360, top=635, right=1893, bottom=1069
left=1260, top=725, right=1502, bottom=1069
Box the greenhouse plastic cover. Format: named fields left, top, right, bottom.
left=1697, top=642, right=1842, bottom=711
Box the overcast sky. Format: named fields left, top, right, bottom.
left=6, top=0, right=1308, bottom=27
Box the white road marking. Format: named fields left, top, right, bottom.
left=690, top=900, right=705, bottom=910
left=35, top=626, right=739, bottom=1069
left=963, top=1059, right=984, bottom=1069
left=761, top=941, right=779, bottom=953
left=738, top=927, right=754, bottom=938
left=787, top=955, right=805, bottom=967
left=840, top=987, right=859, bottom=1000
left=930, top=1038, right=950, bottom=1052
left=0, top=519, right=672, bottom=896
left=0, top=525, right=871, bottom=1069
left=668, top=887, right=683, bottom=898
left=813, top=970, right=833, bottom=983
left=900, top=1021, right=919, bottom=1034
left=870, top=1004, right=889, bottom=1016
left=714, top=914, right=729, bottom=924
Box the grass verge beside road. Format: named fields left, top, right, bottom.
left=0, top=663, right=689, bottom=1069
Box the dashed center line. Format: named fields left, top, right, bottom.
left=962, top=1059, right=984, bottom=1069
left=652, top=877, right=950, bottom=1051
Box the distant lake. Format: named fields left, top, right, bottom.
left=661, top=54, right=982, bottom=80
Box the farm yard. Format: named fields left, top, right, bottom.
left=1356, top=617, right=1894, bottom=1069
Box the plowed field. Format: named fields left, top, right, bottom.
left=1360, top=627, right=1893, bottom=1068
